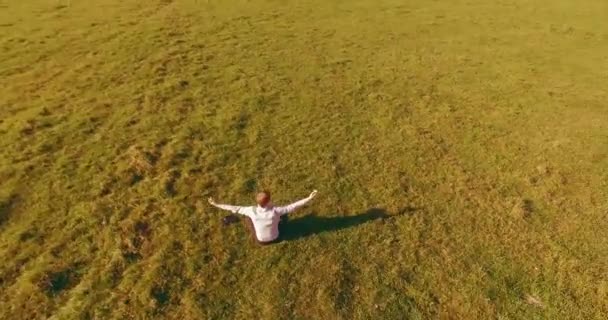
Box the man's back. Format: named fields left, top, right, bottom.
left=242, top=206, right=282, bottom=242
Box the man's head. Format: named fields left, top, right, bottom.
left=256, top=191, right=271, bottom=207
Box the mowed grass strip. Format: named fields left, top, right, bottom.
left=0, top=0, right=607, bottom=319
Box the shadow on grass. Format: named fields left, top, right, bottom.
left=280, top=207, right=390, bottom=241
left=0, top=194, right=19, bottom=227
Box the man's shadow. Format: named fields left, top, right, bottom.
left=279, top=207, right=390, bottom=241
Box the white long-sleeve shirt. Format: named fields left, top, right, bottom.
left=212, top=196, right=313, bottom=242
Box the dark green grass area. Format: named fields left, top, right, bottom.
left=0, top=0, right=607, bottom=319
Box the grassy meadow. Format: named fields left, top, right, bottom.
left=1, top=0, right=607, bottom=318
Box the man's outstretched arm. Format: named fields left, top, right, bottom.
left=275, top=190, right=318, bottom=215
left=208, top=197, right=246, bottom=215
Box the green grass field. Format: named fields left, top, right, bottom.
left=1, top=0, right=607, bottom=318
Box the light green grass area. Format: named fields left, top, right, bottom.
left=1, top=0, right=607, bottom=318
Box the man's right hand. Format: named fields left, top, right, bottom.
left=309, top=190, right=318, bottom=199
left=208, top=197, right=216, bottom=205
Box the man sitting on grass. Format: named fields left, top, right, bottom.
left=208, top=190, right=318, bottom=244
